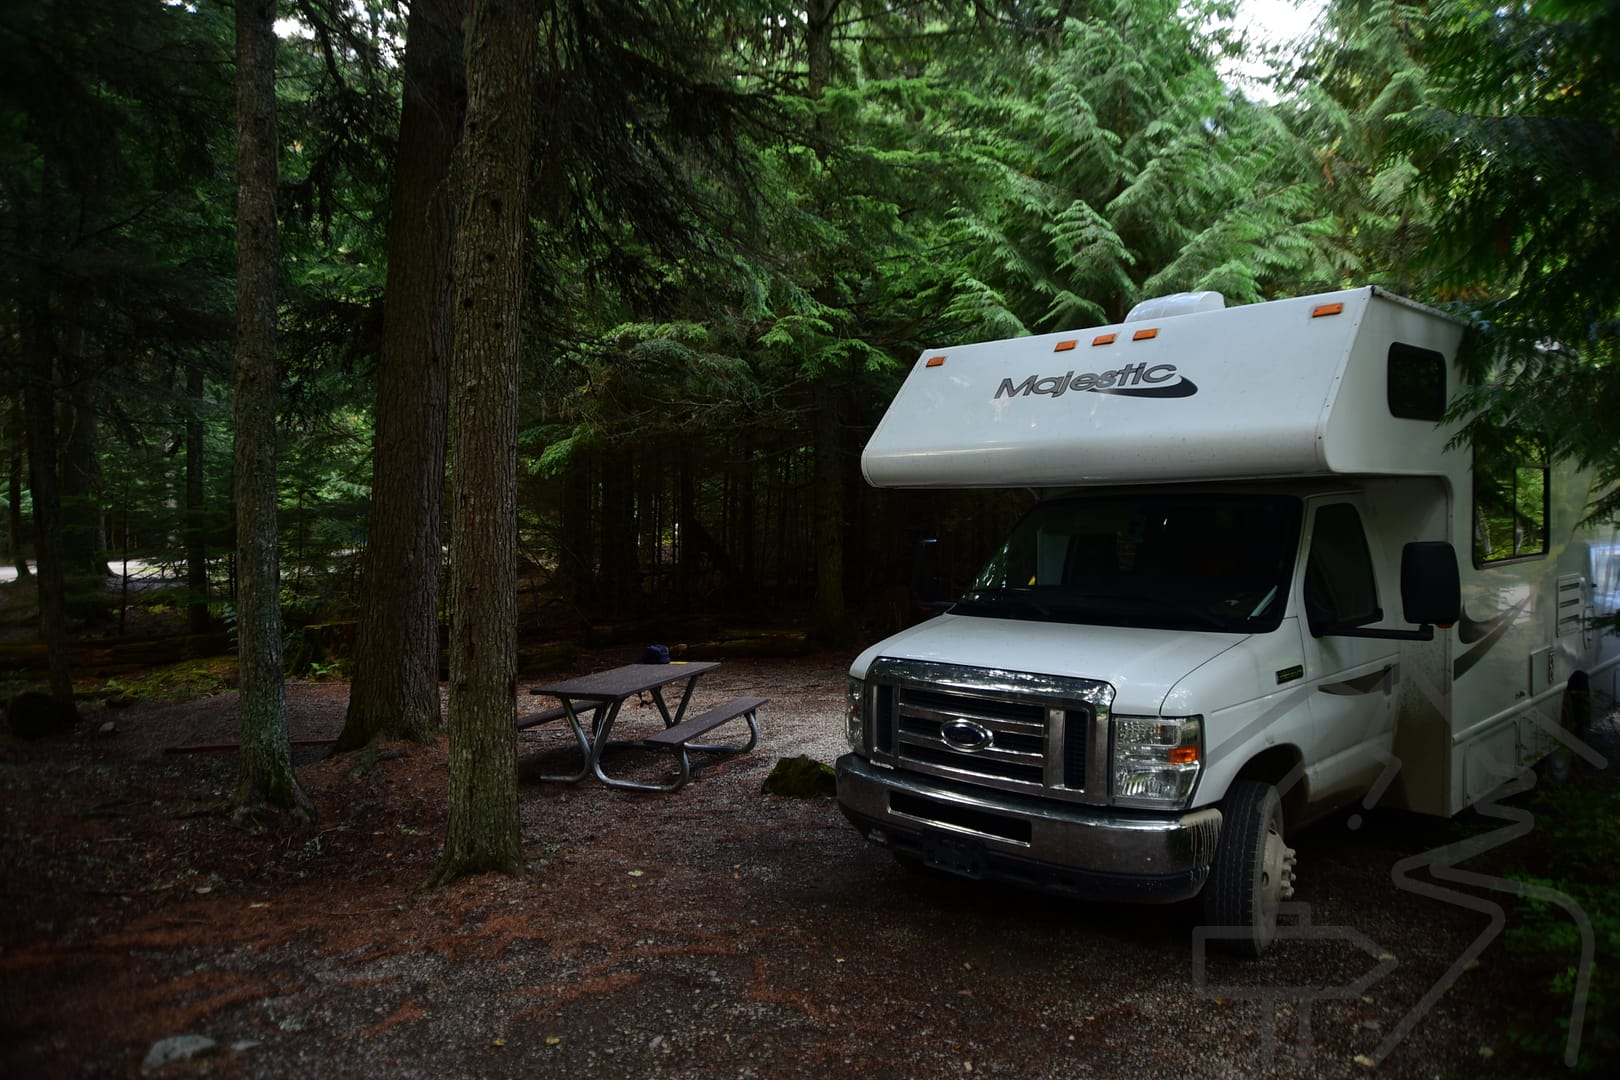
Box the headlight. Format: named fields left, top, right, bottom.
left=845, top=678, right=866, bottom=753
left=1112, top=715, right=1202, bottom=808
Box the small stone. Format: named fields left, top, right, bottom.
left=141, top=1034, right=217, bottom=1074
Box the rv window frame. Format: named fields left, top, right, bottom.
left=1471, top=433, right=1550, bottom=568
left=1386, top=342, right=1447, bottom=422
left=1303, top=502, right=1383, bottom=636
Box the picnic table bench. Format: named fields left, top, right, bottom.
left=523, top=662, right=765, bottom=792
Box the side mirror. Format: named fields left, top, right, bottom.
left=1401, top=541, right=1461, bottom=627
left=1320, top=541, right=1460, bottom=642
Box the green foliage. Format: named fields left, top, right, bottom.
left=1393, top=0, right=1620, bottom=515
left=1499, top=775, right=1620, bottom=1072
left=27, top=0, right=1557, bottom=631
left=939, top=0, right=1335, bottom=339
left=1278, top=1, right=1448, bottom=296
left=99, top=656, right=237, bottom=704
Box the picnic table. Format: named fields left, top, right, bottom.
left=524, top=661, right=765, bottom=792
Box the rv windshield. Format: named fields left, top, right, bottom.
left=955, top=494, right=1302, bottom=633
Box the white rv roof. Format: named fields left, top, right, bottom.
left=861, top=286, right=1467, bottom=489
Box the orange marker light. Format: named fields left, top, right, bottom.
left=925, top=355, right=946, bottom=368
left=1055, top=339, right=1077, bottom=352
left=1168, top=746, right=1199, bottom=765
left=1132, top=328, right=1158, bottom=341
left=1091, top=333, right=1117, bottom=346
left=1312, top=303, right=1344, bottom=318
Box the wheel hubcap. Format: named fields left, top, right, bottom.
left=1259, top=819, right=1297, bottom=908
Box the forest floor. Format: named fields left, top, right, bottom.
left=0, top=622, right=1612, bottom=1077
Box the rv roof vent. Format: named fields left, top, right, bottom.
left=1123, top=291, right=1225, bottom=323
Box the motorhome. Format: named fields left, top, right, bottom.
left=837, top=286, right=1620, bottom=956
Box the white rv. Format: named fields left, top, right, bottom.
left=837, top=285, right=1620, bottom=956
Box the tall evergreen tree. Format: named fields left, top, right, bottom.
left=231, top=0, right=310, bottom=817
left=1, top=0, right=235, bottom=653
left=337, top=0, right=465, bottom=752
left=942, top=0, right=1330, bottom=335
left=1284, top=0, right=1440, bottom=292
left=3, top=399, right=28, bottom=581
left=429, top=0, right=538, bottom=887
left=1400, top=0, right=1620, bottom=512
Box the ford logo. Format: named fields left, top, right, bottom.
left=941, top=719, right=994, bottom=752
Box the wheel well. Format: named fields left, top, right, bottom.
left=1233, top=746, right=1307, bottom=826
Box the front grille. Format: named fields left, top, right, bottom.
left=866, top=657, right=1113, bottom=804
left=897, top=686, right=1049, bottom=784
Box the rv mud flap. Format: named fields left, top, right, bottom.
left=922, top=833, right=986, bottom=879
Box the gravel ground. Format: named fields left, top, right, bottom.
left=0, top=650, right=1594, bottom=1078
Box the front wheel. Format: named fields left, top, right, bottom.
left=1201, top=779, right=1294, bottom=957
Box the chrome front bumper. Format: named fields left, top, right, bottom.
left=836, top=753, right=1222, bottom=903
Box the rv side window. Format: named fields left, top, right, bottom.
left=1473, top=435, right=1549, bottom=565
left=1304, top=503, right=1381, bottom=635
left=1594, top=540, right=1620, bottom=617
left=1387, top=343, right=1447, bottom=421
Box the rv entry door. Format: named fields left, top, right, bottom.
left=1299, top=497, right=1398, bottom=800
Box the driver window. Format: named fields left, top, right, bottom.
left=1304, top=503, right=1381, bottom=635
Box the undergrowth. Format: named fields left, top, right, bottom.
left=100, top=656, right=238, bottom=704
left=1498, top=767, right=1620, bottom=1074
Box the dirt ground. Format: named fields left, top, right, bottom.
left=0, top=648, right=1604, bottom=1079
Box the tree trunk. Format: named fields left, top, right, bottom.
left=21, top=311, right=72, bottom=704
left=738, top=434, right=756, bottom=586
left=429, top=0, right=537, bottom=887
left=60, top=324, right=109, bottom=589
left=184, top=363, right=210, bottom=634
left=806, top=4, right=847, bottom=642
left=338, top=0, right=465, bottom=752
left=677, top=445, right=695, bottom=603
left=231, top=0, right=309, bottom=818
left=807, top=0, right=839, bottom=98
left=810, top=379, right=851, bottom=645
left=598, top=445, right=637, bottom=610
left=6, top=398, right=30, bottom=581
left=559, top=452, right=593, bottom=603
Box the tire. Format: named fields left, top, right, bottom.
left=1200, top=779, right=1294, bottom=958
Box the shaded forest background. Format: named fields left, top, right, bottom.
left=2, top=1, right=1616, bottom=725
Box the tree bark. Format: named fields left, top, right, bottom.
left=338, top=0, right=465, bottom=752
left=598, top=445, right=637, bottom=610
left=60, top=324, right=109, bottom=588
left=21, top=312, right=72, bottom=703
left=184, top=363, right=210, bottom=634
left=806, top=1, right=849, bottom=645
left=429, top=0, right=537, bottom=886
left=807, top=0, right=839, bottom=98
left=559, top=453, right=593, bottom=603
left=5, top=398, right=30, bottom=581
left=810, top=378, right=851, bottom=646
left=231, top=0, right=309, bottom=817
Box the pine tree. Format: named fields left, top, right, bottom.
left=1400, top=0, right=1620, bottom=512
left=337, top=0, right=465, bottom=752
left=429, top=0, right=538, bottom=887
left=231, top=0, right=311, bottom=818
